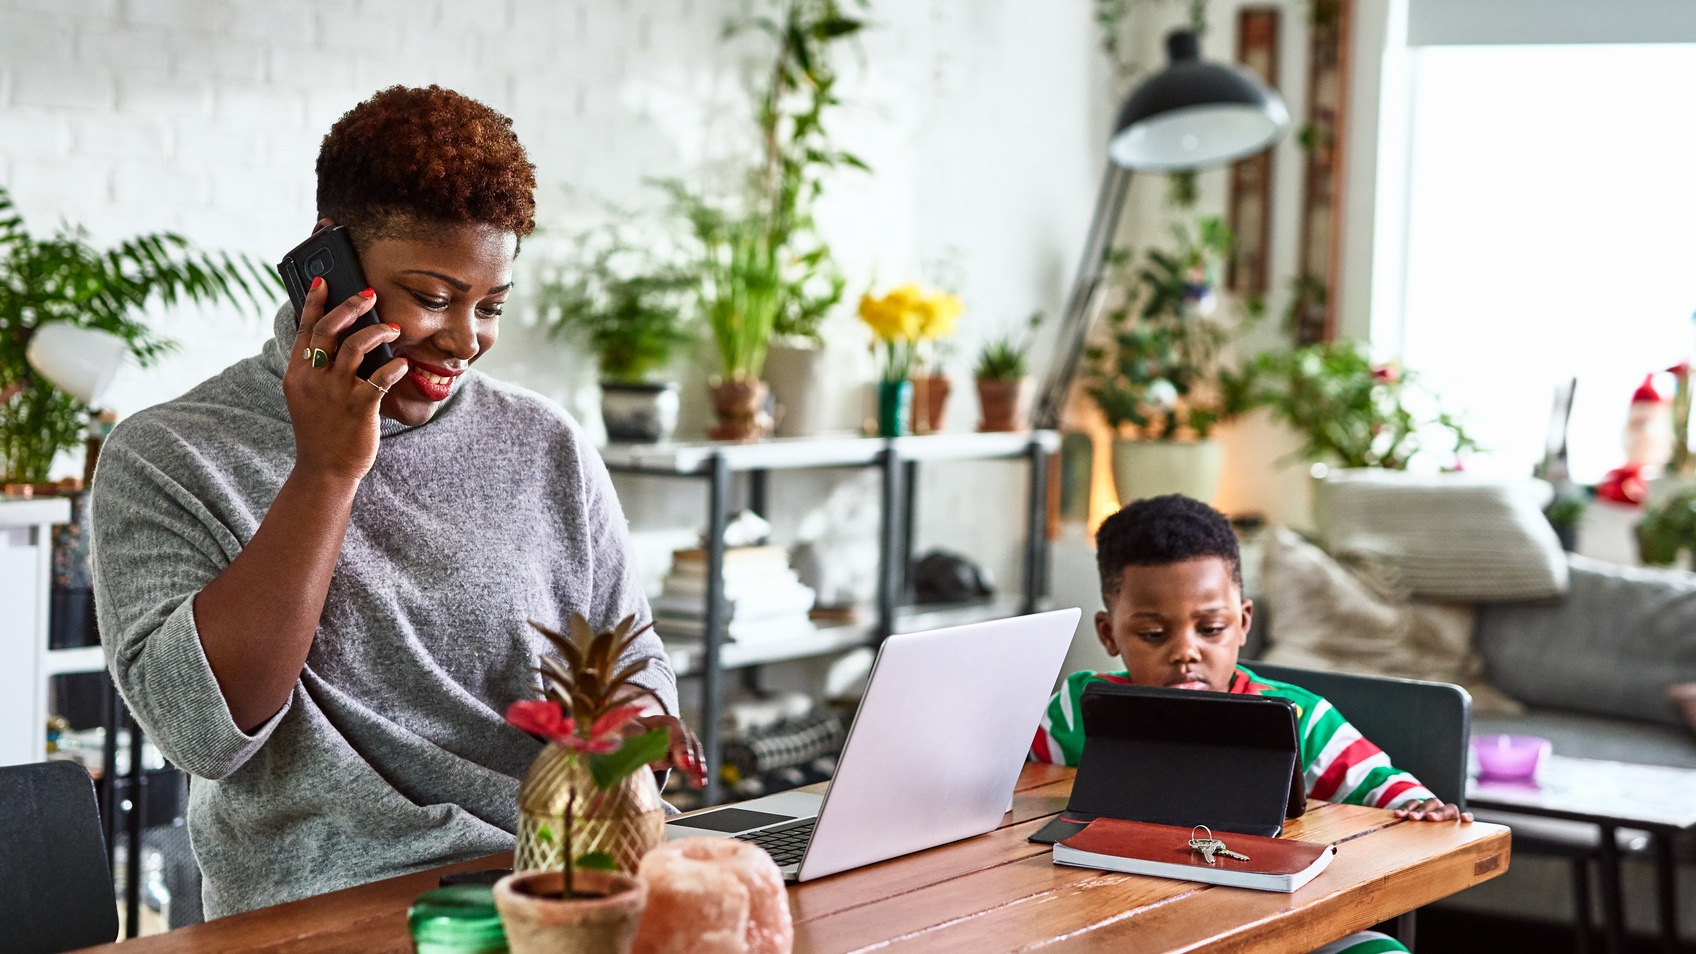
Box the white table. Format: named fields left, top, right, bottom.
left=1469, top=754, right=1696, bottom=954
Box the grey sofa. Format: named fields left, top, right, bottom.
left=1250, top=553, right=1696, bottom=939
left=1452, top=555, right=1696, bottom=939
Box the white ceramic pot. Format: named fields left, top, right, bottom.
left=764, top=344, right=827, bottom=438
left=599, top=382, right=679, bottom=443
left=1109, top=438, right=1224, bottom=506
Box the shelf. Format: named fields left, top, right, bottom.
left=43, top=645, right=106, bottom=677
left=602, top=430, right=1060, bottom=476
left=0, top=496, right=71, bottom=528
left=664, top=621, right=872, bottom=676
left=661, top=598, right=1043, bottom=676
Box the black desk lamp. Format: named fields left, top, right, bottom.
left=1033, top=29, right=1290, bottom=429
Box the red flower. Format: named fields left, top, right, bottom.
left=506, top=700, right=648, bottom=754
left=1670, top=361, right=1691, bottom=377
left=507, top=699, right=575, bottom=745
left=1371, top=365, right=1400, bottom=383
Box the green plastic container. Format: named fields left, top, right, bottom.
left=408, top=885, right=509, bottom=954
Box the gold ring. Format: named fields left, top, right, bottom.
left=362, top=378, right=389, bottom=394
left=310, top=348, right=330, bottom=368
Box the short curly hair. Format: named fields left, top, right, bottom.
left=1096, top=494, right=1242, bottom=599
left=316, top=85, right=537, bottom=248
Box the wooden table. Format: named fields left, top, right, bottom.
left=73, top=764, right=1510, bottom=953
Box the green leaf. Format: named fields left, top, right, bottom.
left=574, top=851, right=617, bottom=871
left=586, top=728, right=669, bottom=788
left=536, top=824, right=555, bottom=846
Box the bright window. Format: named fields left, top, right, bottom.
left=1396, top=44, right=1696, bottom=482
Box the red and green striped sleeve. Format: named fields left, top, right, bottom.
left=1029, top=666, right=1436, bottom=811
left=1237, top=666, right=1436, bottom=810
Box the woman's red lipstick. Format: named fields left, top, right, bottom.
left=403, top=359, right=463, bottom=402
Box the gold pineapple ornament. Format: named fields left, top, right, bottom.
left=509, top=614, right=669, bottom=878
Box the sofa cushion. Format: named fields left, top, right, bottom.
left=1476, top=554, right=1696, bottom=729
left=1473, top=707, right=1696, bottom=769
left=1260, top=527, right=1523, bottom=713
left=1316, top=470, right=1567, bottom=602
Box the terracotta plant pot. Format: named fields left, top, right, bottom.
left=495, top=868, right=647, bottom=954
left=975, top=377, right=1032, bottom=432
left=707, top=379, right=771, bottom=443
left=911, top=374, right=951, bottom=434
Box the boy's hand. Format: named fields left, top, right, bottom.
left=1393, top=798, right=1473, bottom=822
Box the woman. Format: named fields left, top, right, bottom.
left=91, top=86, right=697, bottom=918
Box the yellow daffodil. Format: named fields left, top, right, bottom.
left=916, top=292, right=962, bottom=341
left=859, top=284, right=925, bottom=342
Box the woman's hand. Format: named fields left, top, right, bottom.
left=284, top=277, right=408, bottom=481
left=628, top=713, right=707, bottom=788
left=1393, top=798, right=1474, bottom=822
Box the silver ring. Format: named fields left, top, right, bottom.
left=362, top=378, right=389, bottom=394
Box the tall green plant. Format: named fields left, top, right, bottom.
left=664, top=0, right=867, bottom=376
left=0, top=187, right=272, bottom=483
left=1083, top=217, right=1248, bottom=439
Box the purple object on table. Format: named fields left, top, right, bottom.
left=1472, top=733, right=1551, bottom=781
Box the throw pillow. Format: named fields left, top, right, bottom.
left=1316, top=470, right=1567, bottom=602
left=1477, top=554, right=1696, bottom=729
left=1260, top=527, right=1524, bottom=714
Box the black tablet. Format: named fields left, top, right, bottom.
left=1030, top=682, right=1302, bottom=844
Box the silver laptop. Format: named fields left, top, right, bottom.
left=664, top=608, right=1081, bottom=881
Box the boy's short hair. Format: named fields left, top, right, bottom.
left=1095, top=494, right=1243, bottom=599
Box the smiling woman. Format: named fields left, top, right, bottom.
left=88, top=86, right=695, bottom=919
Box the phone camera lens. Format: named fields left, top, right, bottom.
left=306, top=251, right=333, bottom=278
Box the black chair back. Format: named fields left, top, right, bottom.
left=1242, top=661, right=1472, bottom=808
left=0, top=760, right=119, bottom=952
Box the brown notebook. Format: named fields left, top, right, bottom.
left=1053, top=817, right=1337, bottom=893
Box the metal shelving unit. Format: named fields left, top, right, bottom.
left=603, top=430, right=1057, bottom=804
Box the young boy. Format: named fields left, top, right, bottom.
left=1032, top=494, right=1472, bottom=822
left=1033, top=496, right=1469, bottom=954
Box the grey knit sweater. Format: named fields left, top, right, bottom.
left=90, top=305, right=676, bottom=918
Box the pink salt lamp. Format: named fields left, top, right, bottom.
left=631, top=837, right=793, bottom=954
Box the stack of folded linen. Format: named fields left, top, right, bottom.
left=652, top=545, right=816, bottom=644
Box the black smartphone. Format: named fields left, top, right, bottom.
left=276, top=226, right=395, bottom=380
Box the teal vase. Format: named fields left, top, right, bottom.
left=877, top=380, right=914, bottom=437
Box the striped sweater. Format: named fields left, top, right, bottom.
left=1031, top=665, right=1437, bottom=811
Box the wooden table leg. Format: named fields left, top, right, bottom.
left=1654, top=831, right=1679, bottom=954
left=1596, top=824, right=1626, bottom=954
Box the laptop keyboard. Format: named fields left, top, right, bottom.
left=735, top=818, right=817, bottom=867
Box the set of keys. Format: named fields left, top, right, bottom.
left=1188, top=825, right=1251, bottom=865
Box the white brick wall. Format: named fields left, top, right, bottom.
left=1, top=0, right=1105, bottom=600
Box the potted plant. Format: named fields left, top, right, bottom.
left=1238, top=339, right=1478, bottom=471
left=974, top=311, right=1043, bottom=432
left=541, top=229, right=694, bottom=443
left=665, top=0, right=867, bottom=442
left=1083, top=218, right=1243, bottom=504
left=861, top=284, right=962, bottom=437
left=0, top=186, right=271, bottom=488
left=498, top=613, right=670, bottom=953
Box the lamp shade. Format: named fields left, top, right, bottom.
left=26, top=323, right=128, bottom=406
left=1108, top=30, right=1289, bottom=171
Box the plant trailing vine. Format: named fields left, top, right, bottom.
left=0, top=186, right=273, bottom=484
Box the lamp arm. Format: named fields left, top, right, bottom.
left=1033, top=163, right=1132, bottom=430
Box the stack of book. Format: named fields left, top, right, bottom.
left=652, top=545, right=817, bottom=644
